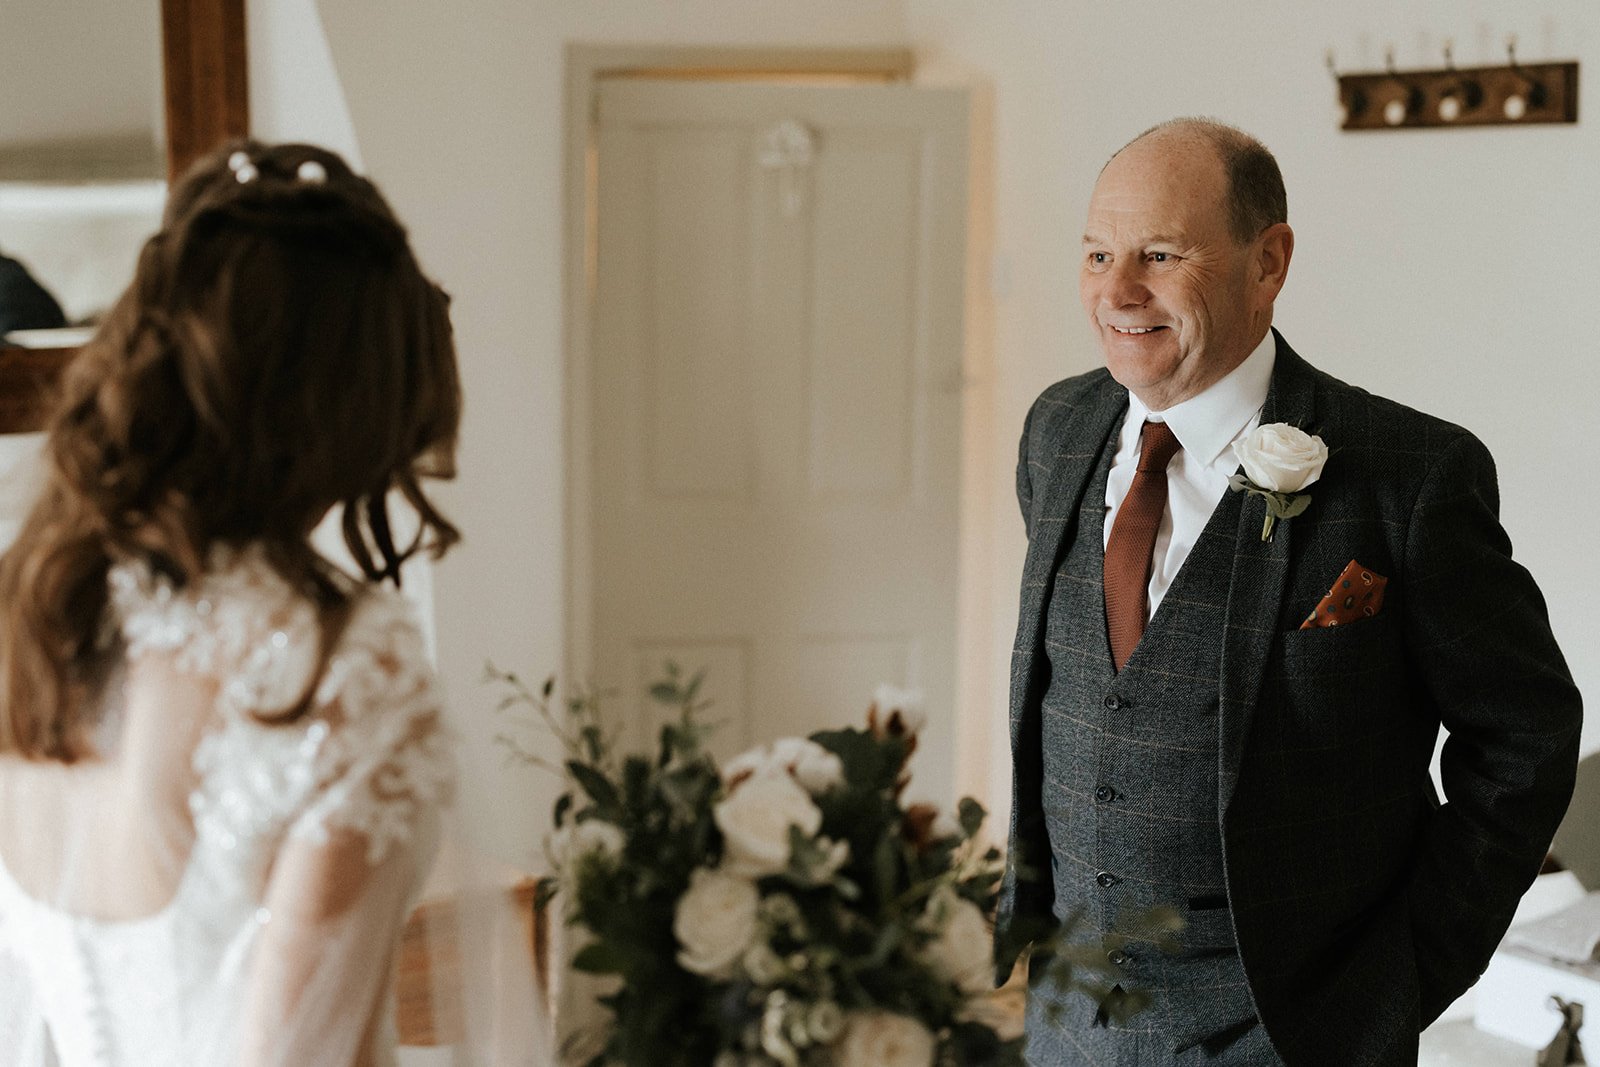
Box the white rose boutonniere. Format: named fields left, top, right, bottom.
left=1229, top=423, right=1329, bottom=541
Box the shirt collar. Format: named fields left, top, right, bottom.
left=1130, top=330, right=1277, bottom=467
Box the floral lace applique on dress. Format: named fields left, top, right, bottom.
left=107, top=546, right=455, bottom=868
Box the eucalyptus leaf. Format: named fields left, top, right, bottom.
left=873, top=832, right=900, bottom=904
left=571, top=941, right=629, bottom=975
left=1280, top=492, right=1313, bottom=519
left=567, top=761, right=619, bottom=810
left=958, top=796, right=987, bottom=839
left=580, top=725, right=605, bottom=763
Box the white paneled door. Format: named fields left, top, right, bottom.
left=586, top=79, right=968, bottom=802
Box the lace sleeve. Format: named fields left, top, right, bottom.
left=288, top=590, right=456, bottom=867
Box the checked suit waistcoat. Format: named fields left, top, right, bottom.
left=1024, top=416, right=1279, bottom=1066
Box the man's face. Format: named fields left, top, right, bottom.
left=1079, top=134, right=1273, bottom=411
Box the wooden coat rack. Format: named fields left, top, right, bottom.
left=1335, top=41, right=1578, bottom=132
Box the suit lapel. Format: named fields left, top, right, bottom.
left=1012, top=378, right=1127, bottom=734
left=1219, top=333, right=1317, bottom=814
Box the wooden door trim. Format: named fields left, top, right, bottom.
left=0, top=0, right=248, bottom=435
left=561, top=44, right=913, bottom=686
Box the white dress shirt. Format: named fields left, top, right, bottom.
left=1103, top=330, right=1276, bottom=620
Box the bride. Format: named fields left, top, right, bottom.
left=0, top=142, right=530, bottom=1065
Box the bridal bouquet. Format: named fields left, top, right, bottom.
left=496, top=665, right=1026, bottom=1067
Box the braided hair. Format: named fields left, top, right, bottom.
left=0, top=140, right=462, bottom=758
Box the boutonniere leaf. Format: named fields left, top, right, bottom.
left=1228, top=474, right=1313, bottom=542
left=1229, top=423, right=1329, bottom=542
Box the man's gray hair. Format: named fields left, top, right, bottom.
left=1114, top=118, right=1288, bottom=244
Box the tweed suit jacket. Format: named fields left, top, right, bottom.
left=996, top=331, right=1582, bottom=1066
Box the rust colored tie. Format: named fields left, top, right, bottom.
left=1104, top=420, right=1182, bottom=671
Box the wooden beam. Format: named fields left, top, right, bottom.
left=161, top=0, right=250, bottom=182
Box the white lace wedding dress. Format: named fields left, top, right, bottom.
left=0, top=546, right=455, bottom=1066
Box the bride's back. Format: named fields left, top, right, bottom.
left=0, top=652, right=212, bottom=922
left=0, top=140, right=465, bottom=1067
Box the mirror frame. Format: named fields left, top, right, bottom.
left=0, top=0, right=248, bottom=433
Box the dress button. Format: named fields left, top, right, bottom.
left=1102, top=693, right=1122, bottom=710
left=1094, top=785, right=1116, bottom=803
left=1108, top=949, right=1130, bottom=966
left=1095, top=871, right=1119, bottom=889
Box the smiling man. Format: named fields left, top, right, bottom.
left=995, top=119, right=1580, bottom=1065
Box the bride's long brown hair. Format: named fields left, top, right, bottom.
left=0, top=141, right=461, bottom=760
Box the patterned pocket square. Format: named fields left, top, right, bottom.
left=1300, top=559, right=1388, bottom=630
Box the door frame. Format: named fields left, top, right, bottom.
left=561, top=45, right=915, bottom=686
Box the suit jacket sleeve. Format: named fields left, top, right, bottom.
left=1401, top=432, right=1581, bottom=1024
left=1016, top=397, right=1037, bottom=534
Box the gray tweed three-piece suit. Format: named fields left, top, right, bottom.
left=996, top=331, right=1582, bottom=1066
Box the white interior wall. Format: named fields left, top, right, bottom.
left=909, top=1, right=1600, bottom=829
left=0, top=1, right=160, bottom=145
left=248, top=0, right=362, bottom=165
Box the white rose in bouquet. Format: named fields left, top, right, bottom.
left=834, top=1011, right=937, bottom=1067
left=715, top=769, right=823, bottom=878
left=724, top=737, right=844, bottom=796
left=920, top=887, right=994, bottom=995
left=674, top=867, right=761, bottom=979
left=741, top=941, right=787, bottom=985
left=873, top=684, right=927, bottom=734
left=1231, top=423, right=1328, bottom=494
left=545, top=819, right=624, bottom=887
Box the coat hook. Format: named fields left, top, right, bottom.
left=1436, top=38, right=1483, bottom=122
left=1502, top=33, right=1546, bottom=119
left=1327, top=49, right=1367, bottom=124
left=1381, top=46, right=1421, bottom=126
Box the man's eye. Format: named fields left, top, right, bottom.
left=1149, top=252, right=1173, bottom=263
left=1087, top=251, right=1110, bottom=267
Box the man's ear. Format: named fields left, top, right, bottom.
left=1254, top=223, right=1294, bottom=304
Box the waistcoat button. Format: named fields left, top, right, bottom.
left=1102, top=693, right=1122, bottom=710
left=1094, top=785, right=1116, bottom=803
left=1108, top=949, right=1130, bottom=966
left=1095, top=870, right=1119, bottom=889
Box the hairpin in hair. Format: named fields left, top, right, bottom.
left=296, top=160, right=328, bottom=184
left=228, top=150, right=259, bottom=184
